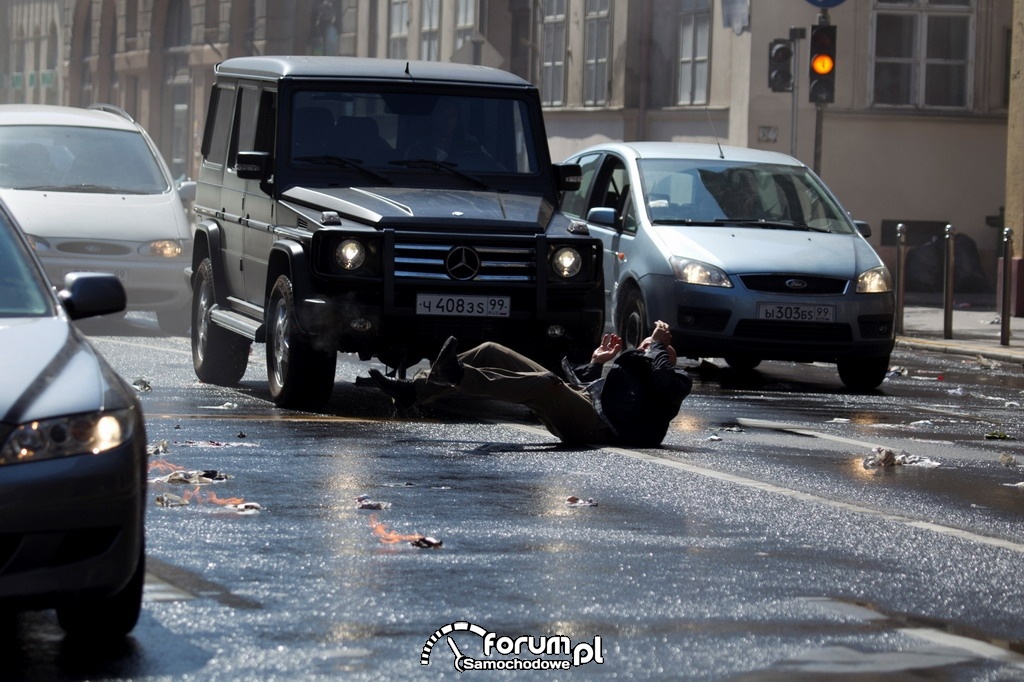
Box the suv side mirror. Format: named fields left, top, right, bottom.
left=554, top=163, right=582, bottom=192
left=236, top=151, right=271, bottom=180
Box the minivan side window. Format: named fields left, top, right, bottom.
left=560, top=152, right=602, bottom=218
left=202, top=85, right=235, bottom=167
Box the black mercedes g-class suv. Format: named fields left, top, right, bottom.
left=189, top=56, right=603, bottom=408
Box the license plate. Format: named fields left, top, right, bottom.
left=416, top=294, right=510, bottom=318
left=757, top=303, right=835, bottom=322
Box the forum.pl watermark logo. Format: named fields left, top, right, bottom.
left=420, top=621, right=605, bottom=672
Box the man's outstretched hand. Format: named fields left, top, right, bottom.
left=591, top=333, right=623, bottom=364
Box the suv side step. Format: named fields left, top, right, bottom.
left=210, top=305, right=263, bottom=341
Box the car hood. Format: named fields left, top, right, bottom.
left=0, top=317, right=123, bottom=424
left=283, top=186, right=554, bottom=232
left=0, top=189, right=191, bottom=241
left=652, top=225, right=878, bottom=277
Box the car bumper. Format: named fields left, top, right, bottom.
left=644, top=275, right=895, bottom=361
left=37, top=254, right=192, bottom=313
left=0, top=437, right=146, bottom=607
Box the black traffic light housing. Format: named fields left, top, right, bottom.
left=808, top=24, right=837, bottom=103
left=768, top=39, right=794, bottom=92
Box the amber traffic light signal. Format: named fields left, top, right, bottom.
left=768, top=39, right=794, bottom=92
left=808, top=24, right=836, bottom=103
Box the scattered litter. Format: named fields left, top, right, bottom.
left=155, top=487, right=261, bottom=512
left=155, top=493, right=188, bottom=507
left=180, top=439, right=260, bottom=448
left=1001, top=482, right=1024, bottom=488
left=146, top=440, right=170, bottom=456
left=1006, top=401, right=1021, bottom=409
left=999, top=453, right=1018, bottom=467
left=200, top=402, right=238, bottom=410
left=229, top=502, right=263, bottom=513
left=383, top=482, right=417, bottom=487
left=985, top=431, right=1016, bottom=440
left=947, top=387, right=965, bottom=396
left=862, top=447, right=940, bottom=468
left=986, top=317, right=1001, bottom=325
left=706, top=434, right=723, bottom=441
left=132, top=377, right=152, bottom=392
left=368, top=514, right=441, bottom=548
left=237, top=431, right=247, bottom=438
left=827, top=418, right=850, bottom=423
left=886, top=366, right=908, bottom=378
left=721, top=426, right=745, bottom=433
left=565, top=496, right=597, bottom=507
left=160, top=470, right=231, bottom=485
left=355, top=494, right=391, bottom=510
left=909, top=420, right=934, bottom=427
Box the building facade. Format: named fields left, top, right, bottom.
left=0, top=0, right=1017, bottom=293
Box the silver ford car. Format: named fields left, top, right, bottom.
left=561, top=142, right=895, bottom=390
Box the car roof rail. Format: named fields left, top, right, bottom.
left=87, top=103, right=136, bottom=124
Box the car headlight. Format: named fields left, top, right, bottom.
left=670, top=257, right=733, bottom=287
left=0, top=408, right=136, bottom=465
left=551, top=247, right=582, bottom=279
left=141, top=239, right=184, bottom=257
left=335, top=239, right=366, bottom=270
left=856, top=265, right=893, bottom=293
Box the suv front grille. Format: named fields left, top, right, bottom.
left=740, top=274, right=847, bottom=295
left=394, top=241, right=536, bottom=282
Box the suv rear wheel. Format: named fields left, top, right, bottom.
left=192, top=258, right=250, bottom=385
left=266, top=275, right=337, bottom=408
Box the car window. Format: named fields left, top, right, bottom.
left=202, top=84, right=235, bottom=168
left=0, top=125, right=169, bottom=194
left=560, top=152, right=601, bottom=218
left=0, top=212, right=52, bottom=317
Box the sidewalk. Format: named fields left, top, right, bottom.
left=897, top=304, right=1024, bottom=364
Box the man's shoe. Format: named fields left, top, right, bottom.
left=429, top=336, right=464, bottom=386
left=368, top=369, right=417, bottom=407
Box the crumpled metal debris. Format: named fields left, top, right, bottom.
left=146, top=439, right=170, bottom=456
left=162, top=470, right=231, bottom=485
left=155, top=493, right=188, bottom=507
left=132, top=377, right=152, bottom=392
left=985, top=431, right=1016, bottom=440
left=355, top=494, right=391, bottom=510
left=999, top=453, right=1018, bottom=467
left=863, top=447, right=940, bottom=469
left=200, top=402, right=238, bottom=410
left=886, top=366, right=909, bottom=378
left=565, top=496, right=598, bottom=507
left=410, top=536, right=443, bottom=548
left=368, top=514, right=441, bottom=548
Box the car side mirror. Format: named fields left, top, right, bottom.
left=236, top=151, right=271, bottom=180
left=853, top=220, right=871, bottom=238
left=554, top=163, right=582, bottom=192
left=59, top=272, right=127, bottom=320
left=586, top=206, right=618, bottom=228
left=177, top=179, right=197, bottom=202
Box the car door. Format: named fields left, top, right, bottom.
left=584, top=153, right=636, bottom=312
left=236, top=87, right=276, bottom=305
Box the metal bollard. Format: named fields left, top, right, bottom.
left=1001, top=227, right=1013, bottom=346
left=894, top=223, right=906, bottom=335
left=943, top=224, right=955, bottom=339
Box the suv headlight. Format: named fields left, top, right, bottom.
left=670, top=257, right=733, bottom=287
left=335, top=239, right=366, bottom=270
left=856, top=265, right=893, bottom=293
left=551, top=247, right=582, bottom=279
left=0, top=408, right=136, bottom=465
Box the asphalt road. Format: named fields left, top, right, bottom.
left=5, top=314, right=1024, bottom=681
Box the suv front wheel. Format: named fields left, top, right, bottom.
left=266, top=275, right=337, bottom=409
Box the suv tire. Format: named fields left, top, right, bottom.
left=192, top=258, right=251, bottom=385
left=266, top=275, right=337, bottom=408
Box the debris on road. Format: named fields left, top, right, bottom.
left=999, top=453, right=1018, bottom=467
left=179, top=439, right=260, bottom=448
left=155, top=493, right=188, bottom=507
left=356, top=495, right=391, bottom=510
left=985, top=431, right=1016, bottom=440
left=199, top=401, right=239, bottom=410
left=154, top=487, right=262, bottom=513
left=162, top=470, right=232, bottom=485
left=827, top=418, right=850, bottom=423
left=1002, top=481, right=1024, bottom=488
left=368, top=513, right=441, bottom=548
left=565, top=496, right=598, bottom=507
left=863, top=447, right=940, bottom=468
left=886, top=366, right=908, bottom=378
left=706, top=434, right=722, bottom=441
left=132, top=377, right=152, bottom=392
left=146, top=439, right=170, bottom=456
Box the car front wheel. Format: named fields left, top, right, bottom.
left=837, top=356, right=890, bottom=391
left=266, top=275, right=337, bottom=409
left=192, top=258, right=250, bottom=385
left=57, top=547, right=144, bottom=639
left=617, top=287, right=648, bottom=350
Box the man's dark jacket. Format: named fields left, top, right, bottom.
left=563, top=341, right=692, bottom=446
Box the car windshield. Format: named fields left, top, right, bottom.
left=289, top=90, right=539, bottom=178
left=0, top=211, right=53, bottom=317
left=0, top=125, right=169, bottom=194
left=637, top=158, right=853, bottom=234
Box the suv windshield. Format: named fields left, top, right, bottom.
left=289, top=90, right=538, bottom=177
left=637, top=158, right=853, bottom=233
left=0, top=125, right=169, bottom=194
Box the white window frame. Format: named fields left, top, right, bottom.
left=388, top=0, right=408, bottom=59
left=583, top=0, right=610, bottom=106
left=677, top=0, right=711, bottom=106
left=541, top=0, right=566, bottom=107
left=870, top=0, right=974, bottom=110
left=421, top=0, right=441, bottom=62
left=455, top=0, right=476, bottom=51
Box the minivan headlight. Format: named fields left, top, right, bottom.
left=0, top=408, right=136, bottom=465
left=856, top=265, right=893, bottom=293
left=142, top=239, right=184, bottom=257
left=670, top=257, right=733, bottom=287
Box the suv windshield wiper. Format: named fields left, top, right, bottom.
left=710, top=218, right=830, bottom=232
left=390, top=158, right=490, bottom=190
left=293, top=155, right=392, bottom=185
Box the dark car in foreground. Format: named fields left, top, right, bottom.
left=0, top=200, right=146, bottom=637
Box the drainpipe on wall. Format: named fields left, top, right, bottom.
left=636, top=0, right=652, bottom=140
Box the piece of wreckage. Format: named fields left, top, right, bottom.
left=355, top=494, right=391, bottom=510
left=862, top=447, right=940, bottom=469
left=155, top=486, right=262, bottom=513
left=368, top=513, right=442, bottom=548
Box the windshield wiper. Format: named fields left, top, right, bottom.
left=390, top=158, right=490, bottom=190
left=293, top=155, right=392, bottom=185
left=710, top=218, right=829, bottom=232
left=50, top=184, right=149, bottom=194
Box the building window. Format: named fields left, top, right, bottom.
left=583, top=0, right=609, bottom=106
left=872, top=0, right=973, bottom=109
left=455, top=0, right=476, bottom=51
left=389, top=0, right=408, bottom=59
left=421, top=0, right=441, bottom=61
left=541, top=0, right=566, bottom=106
left=677, top=0, right=710, bottom=106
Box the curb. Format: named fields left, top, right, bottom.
left=895, top=337, right=1024, bottom=365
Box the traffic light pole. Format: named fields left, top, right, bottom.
left=789, top=27, right=805, bottom=157
left=812, top=11, right=830, bottom=176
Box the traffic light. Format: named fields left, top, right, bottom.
left=768, top=39, right=794, bottom=92
left=808, top=24, right=837, bottom=103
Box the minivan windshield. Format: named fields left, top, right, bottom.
left=0, top=125, right=169, bottom=194
left=638, top=158, right=853, bottom=234
left=289, top=90, right=539, bottom=177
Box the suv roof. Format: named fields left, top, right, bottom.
left=0, top=104, right=139, bottom=131
left=214, top=55, right=532, bottom=88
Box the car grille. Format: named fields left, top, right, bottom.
left=734, top=320, right=853, bottom=342
left=740, top=274, right=847, bottom=295
left=394, top=241, right=535, bottom=282
left=58, top=240, right=133, bottom=256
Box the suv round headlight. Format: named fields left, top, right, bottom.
left=335, top=239, right=365, bottom=270
left=552, top=247, right=582, bottom=278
